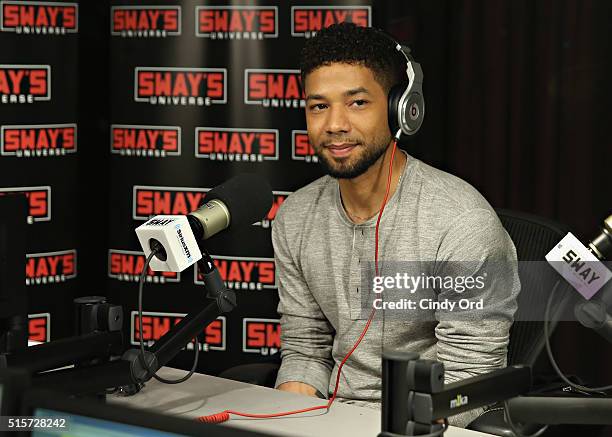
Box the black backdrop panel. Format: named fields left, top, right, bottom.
left=108, top=0, right=373, bottom=376
left=0, top=0, right=80, bottom=342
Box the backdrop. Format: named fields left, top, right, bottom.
left=1, top=3, right=610, bottom=435
left=0, top=0, right=79, bottom=343
left=105, top=0, right=374, bottom=375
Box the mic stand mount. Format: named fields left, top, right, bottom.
left=378, top=352, right=531, bottom=436
left=1, top=298, right=124, bottom=373
left=379, top=352, right=612, bottom=436
left=31, top=249, right=237, bottom=395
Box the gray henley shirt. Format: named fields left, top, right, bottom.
left=272, top=152, right=520, bottom=427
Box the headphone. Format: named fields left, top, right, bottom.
left=386, top=37, right=425, bottom=139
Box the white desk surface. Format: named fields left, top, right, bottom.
left=110, top=367, right=494, bottom=437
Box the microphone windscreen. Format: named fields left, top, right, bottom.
left=205, top=173, right=273, bottom=229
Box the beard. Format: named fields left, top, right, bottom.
left=314, top=136, right=391, bottom=179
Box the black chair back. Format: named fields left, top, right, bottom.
left=496, top=208, right=573, bottom=366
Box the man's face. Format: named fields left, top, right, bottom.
left=304, top=63, right=392, bottom=179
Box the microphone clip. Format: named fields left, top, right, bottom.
left=196, top=248, right=229, bottom=300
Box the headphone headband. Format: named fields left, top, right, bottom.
left=395, top=43, right=413, bottom=62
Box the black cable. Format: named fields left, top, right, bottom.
left=498, top=278, right=612, bottom=435
left=138, top=250, right=200, bottom=384
left=544, top=280, right=612, bottom=393
left=502, top=401, right=548, bottom=437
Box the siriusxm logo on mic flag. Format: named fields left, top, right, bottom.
left=135, top=215, right=202, bottom=272
left=546, top=232, right=612, bottom=300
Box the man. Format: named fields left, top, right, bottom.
left=273, top=23, right=519, bottom=428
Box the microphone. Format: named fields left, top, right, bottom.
left=589, top=215, right=612, bottom=261
left=135, top=174, right=273, bottom=273
left=546, top=215, right=612, bottom=345
left=545, top=215, right=612, bottom=300
left=187, top=173, right=273, bottom=240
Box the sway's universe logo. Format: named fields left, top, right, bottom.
left=0, top=64, right=50, bottom=104
left=131, top=311, right=226, bottom=351
left=1, top=124, right=76, bottom=157
left=26, top=249, right=77, bottom=286
left=1, top=1, right=77, bottom=34
left=291, top=130, right=318, bottom=163
left=196, top=5, right=277, bottom=40
left=242, top=318, right=280, bottom=355
left=195, top=127, right=278, bottom=162
left=133, top=186, right=288, bottom=226
left=195, top=255, right=276, bottom=291
left=111, top=5, right=181, bottom=38
left=0, top=186, right=51, bottom=223
left=135, top=67, right=226, bottom=106
left=244, top=69, right=304, bottom=108
left=132, top=186, right=209, bottom=220
left=29, top=313, right=50, bottom=342
left=108, top=249, right=180, bottom=284
left=291, top=6, right=371, bottom=38
left=111, top=125, right=181, bottom=157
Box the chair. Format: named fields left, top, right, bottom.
left=220, top=209, right=574, bottom=435
left=495, top=209, right=574, bottom=367
left=467, top=209, right=574, bottom=435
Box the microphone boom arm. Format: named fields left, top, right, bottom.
left=32, top=252, right=237, bottom=394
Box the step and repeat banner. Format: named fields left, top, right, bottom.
left=0, top=0, right=79, bottom=343
left=1, top=0, right=375, bottom=375
left=108, top=0, right=373, bottom=375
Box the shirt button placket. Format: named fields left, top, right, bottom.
left=349, top=226, right=362, bottom=319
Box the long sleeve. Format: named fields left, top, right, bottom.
left=434, top=208, right=520, bottom=426
left=272, top=207, right=335, bottom=397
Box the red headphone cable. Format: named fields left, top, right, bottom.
left=198, top=139, right=399, bottom=424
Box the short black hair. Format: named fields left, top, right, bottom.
left=300, top=22, right=406, bottom=93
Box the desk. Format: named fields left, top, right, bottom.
left=110, top=367, right=494, bottom=437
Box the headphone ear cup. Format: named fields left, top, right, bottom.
left=387, top=83, right=406, bottom=135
